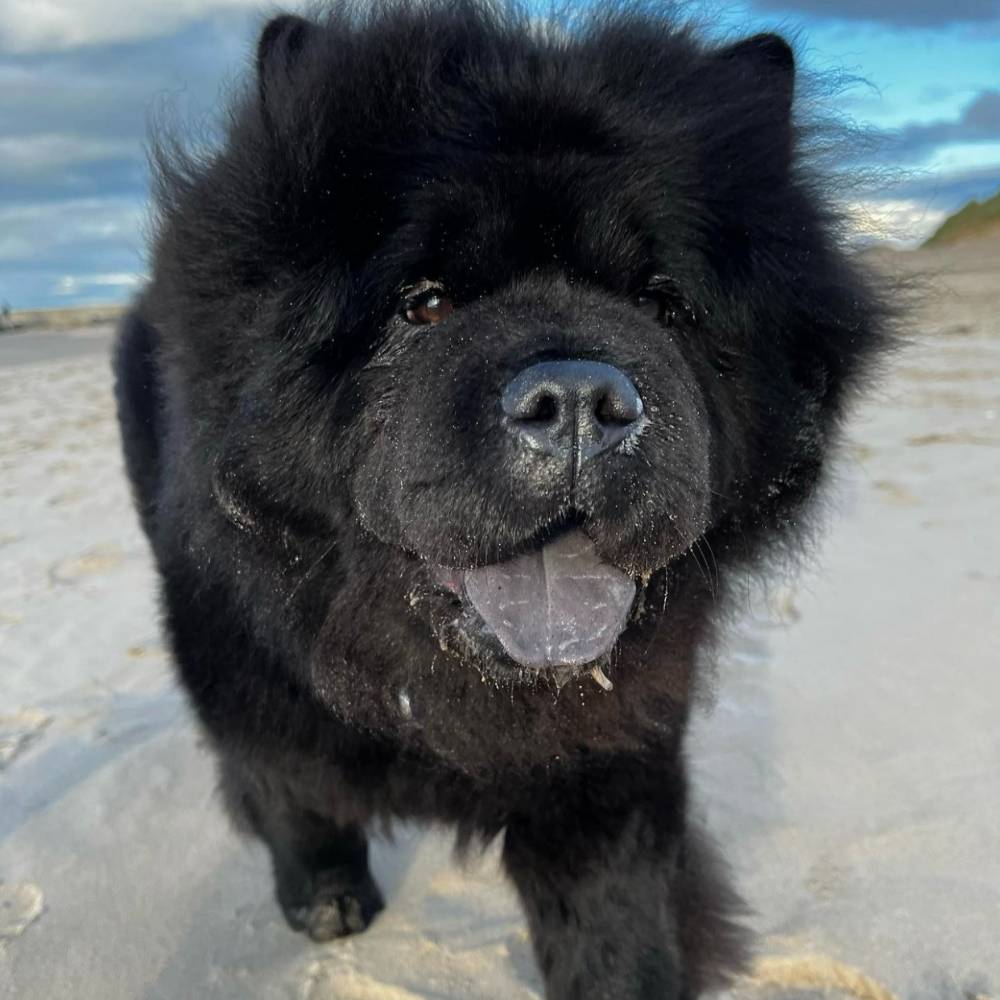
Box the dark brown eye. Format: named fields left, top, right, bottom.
left=633, top=291, right=664, bottom=321
left=632, top=278, right=696, bottom=329
left=634, top=289, right=684, bottom=326
left=403, top=285, right=454, bottom=326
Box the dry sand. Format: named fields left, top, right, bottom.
left=1, top=243, right=997, bottom=999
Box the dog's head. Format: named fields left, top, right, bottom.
left=148, top=4, right=886, bottom=749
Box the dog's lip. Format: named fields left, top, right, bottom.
left=429, top=529, right=637, bottom=670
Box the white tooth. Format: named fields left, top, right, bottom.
left=590, top=666, right=613, bottom=691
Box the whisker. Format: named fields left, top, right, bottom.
left=688, top=540, right=713, bottom=596
left=691, top=538, right=718, bottom=600
left=700, top=536, right=720, bottom=594
left=284, top=538, right=338, bottom=607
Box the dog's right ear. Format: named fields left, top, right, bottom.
left=256, top=14, right=317, bottom=109
left=715, top=33, right=795, bottom=120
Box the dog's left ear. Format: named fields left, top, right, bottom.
left=710, top=33, right=796, bottom=167
left=716, top=33, right=795, bottom=119
left=256, top=14, right=318, bottom=111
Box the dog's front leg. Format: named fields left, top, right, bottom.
left=503, top=803, right=689, bottom=1000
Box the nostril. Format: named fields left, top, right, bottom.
left=595, top=393, right=627, bottom=427
left=594, top=386, right=643, bottom=427
left=528, top=393, right=559, bottom=424
left=501, top=373, right=566, bottom=425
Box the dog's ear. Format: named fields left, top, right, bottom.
left=716, top=33, right=795, bottom=119
left=710, top=33, right=795, bottom=165
left=256, top=14, right=318, bottom=109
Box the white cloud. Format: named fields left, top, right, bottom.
left=0, top=0, right=267, bottom=53
left=55, top=272, right=144, bottom=296
left=845, top=198, right=949, bottom=246
left=926, top=141, right=1000, bottom=173
left=0, top=197, right=146, bottom=262
left=0, top=134, right=137, bottom=176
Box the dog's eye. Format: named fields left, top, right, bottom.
left=403, top=285, right=454, bottom=326
left=633, top=289, right=687, bottom=327
left=633, top=291, right=666, bottom=322
left=633, top=281, right=697, bottom=329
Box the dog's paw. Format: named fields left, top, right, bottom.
left=280, top=869, right=384, bottom=942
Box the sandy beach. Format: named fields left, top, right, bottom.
left=1, top=242, right=997, bottom=999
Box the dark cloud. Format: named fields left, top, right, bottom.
left=0, top=196, right=147, bottom=309
left=1, top=12, right=255, bottom=155
left=964, top=90, right=1000, bottom=130
left=884, top=90, right=1000, bottom=162
left=0, top=157, right=146, bottom=208
left=0, top=11, right=258, bottom=309
left=876, top=163, right=1000, bottom=206
left=751, top=0, right=1000, bottom=28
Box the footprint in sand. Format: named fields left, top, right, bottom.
left=49, top=543, right=125, bottom=583
left=0, top=709, right=52, bottom=769
left=873, top=479, right=919, bottom=506
left=46, top=459, right=82, bottom=476
left=126, top=644, right=166, bottom=659
left=908, top=431, right=1000, bottom=447
left=47, top=488, right=88, bottom=507
left=301, top=966, right=425, bottom=1000
left=0, top=883, right=45, bottom=941
left=847, top=441, right=876, bottom=462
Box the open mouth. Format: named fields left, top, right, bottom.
left=430, top=529, right=639, bottom=687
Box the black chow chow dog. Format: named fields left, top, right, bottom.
left=115, top=2, right=887, bottom=996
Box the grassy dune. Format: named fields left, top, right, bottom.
left=1, top=304, right=126, bottom=333
left=924, top=188, right=1000, bottom=247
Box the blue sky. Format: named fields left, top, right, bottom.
left=2, top=1, right=998, bottom=310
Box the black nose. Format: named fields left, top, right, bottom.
left=501, top=360, right=645, bottom=461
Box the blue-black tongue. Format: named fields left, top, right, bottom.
left=461, top=530, right=635, bottom=669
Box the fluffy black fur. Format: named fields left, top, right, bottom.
left=114, top=3, right=889, bottom=996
